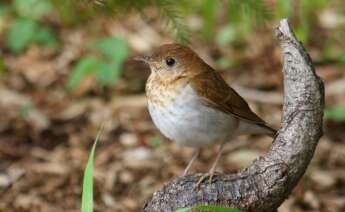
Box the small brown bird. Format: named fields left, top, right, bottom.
left=137, top=43, right=276, bottom=185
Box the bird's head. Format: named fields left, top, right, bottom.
left=135, top=43, right=206, bottom=82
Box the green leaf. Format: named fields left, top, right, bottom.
left=294, top=27, right=308, bottom=44
left=7, top=18, right=38, bottom=53
left=229, top=0, right=271, bottom=25
left=89, top=37, right=128, bottom=61
left=217, top=57, right=234, bottom=69
left=67, top=57, right=103, bottom=90
left=148, top=136, right=162, bottom=148
left=0, top=56, right=5, bottom=74
left=89, top=37, right=128, bottom=86
left=95, top=62, right=121, bottom=86
left=324, top=107, right=345, bottom=122
left=14, top=0, right=53, bottom=20
left=156, top=0, right=191, bottom=44
left=175, top=208, right=190, bottom=212
left=276, top=0, right=293, bottom=19
left=0, top=4, right=11, bottom=17
left=81, top=126, right=103, bottom=212
left=176, top=205, right=242, bottom=212
left=336, top=52, right=345, bottom=64
left=69, top=37, right=128, bottom=89
left=227, top=0, right=271, bottom=40
left=33, top=26, right=58, bottom=46
left=298, top=0, right=327, bottom=44
left=201, top=0, right=218, bottom=39
left=17, top=102, right=34, bottom=116
left=216, top=24, right=237, bottom=45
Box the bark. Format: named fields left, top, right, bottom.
left=143, top=19, right=324, bottom=212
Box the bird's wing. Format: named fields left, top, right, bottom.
left=189, top=69, right=266, bottom=124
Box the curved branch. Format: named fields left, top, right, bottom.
left=143, top=19, right=324, bottom=212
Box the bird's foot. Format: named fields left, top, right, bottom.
left=194, top=172, right=221, bottom=189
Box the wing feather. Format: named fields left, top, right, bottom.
left=190, top=70, right=266, bottom=124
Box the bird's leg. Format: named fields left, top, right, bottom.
left=195, top=142, right=226, bottom=187
left=182, top=149, right=200, bottom=176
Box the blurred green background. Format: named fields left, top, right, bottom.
left=0, top=0, right=344, bottom=211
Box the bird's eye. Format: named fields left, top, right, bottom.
left=165, top=57, right=175, bottom=67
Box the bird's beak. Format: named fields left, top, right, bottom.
left=134, top=55, right=152, bottom=63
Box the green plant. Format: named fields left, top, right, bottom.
left=14, top=0, right=53, bottom=20
left=156, top=0, right=190, bottom=43
left=295, top=0, right=328, bottom=43
left=200, top=0, right=218, bottom=40
left=17, top=102, right=34, bottom=116
left=81, top=127, right=103, bottom=212
left=0, top=56, right=5, bottom=74
left=176, top=205, right=242, bottom=212
left=276, top=0, right=293, bottom=19
left=324, top=107, right=345, bottom=122
left=5, top=0, right=57, bottom=53
left=216, top=24, right=237, bottom=45
left=67, top=37, right=128, bottom=89
left=148, top=135, right=162, bottom=148
left=0, top=3, right=10, bottom=17
left=226, top=0, right=272, bottom=41
left=337, top=51, right=345, bottom=64
left=50, top=0, right=191, bottom=43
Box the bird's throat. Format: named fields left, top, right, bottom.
left=146, top=73, right=189, bottom=107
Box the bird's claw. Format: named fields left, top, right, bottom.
left=194, top=172, right=220, bottom=189
left=194, top=174, right=208, bottom=188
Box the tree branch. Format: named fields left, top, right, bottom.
left=143, top=19, right=324, bottom=212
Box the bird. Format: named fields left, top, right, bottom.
left=136, top=43, right=276, bottom=185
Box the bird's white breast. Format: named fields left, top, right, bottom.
left=147, top=85, right=239, bottom=147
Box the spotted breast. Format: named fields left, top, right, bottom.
left=146, top=78, right=239, bottom=147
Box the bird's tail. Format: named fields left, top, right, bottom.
left=237, top=120, right=277, bottom=138
left=257, top=123, right=277, bottom=138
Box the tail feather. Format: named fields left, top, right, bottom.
left=258, top=123, right=277, bottom=138
left=237, top=120, right=277, bottom=138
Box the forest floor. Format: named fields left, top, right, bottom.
left=1, top=14, right=345, bottom=212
